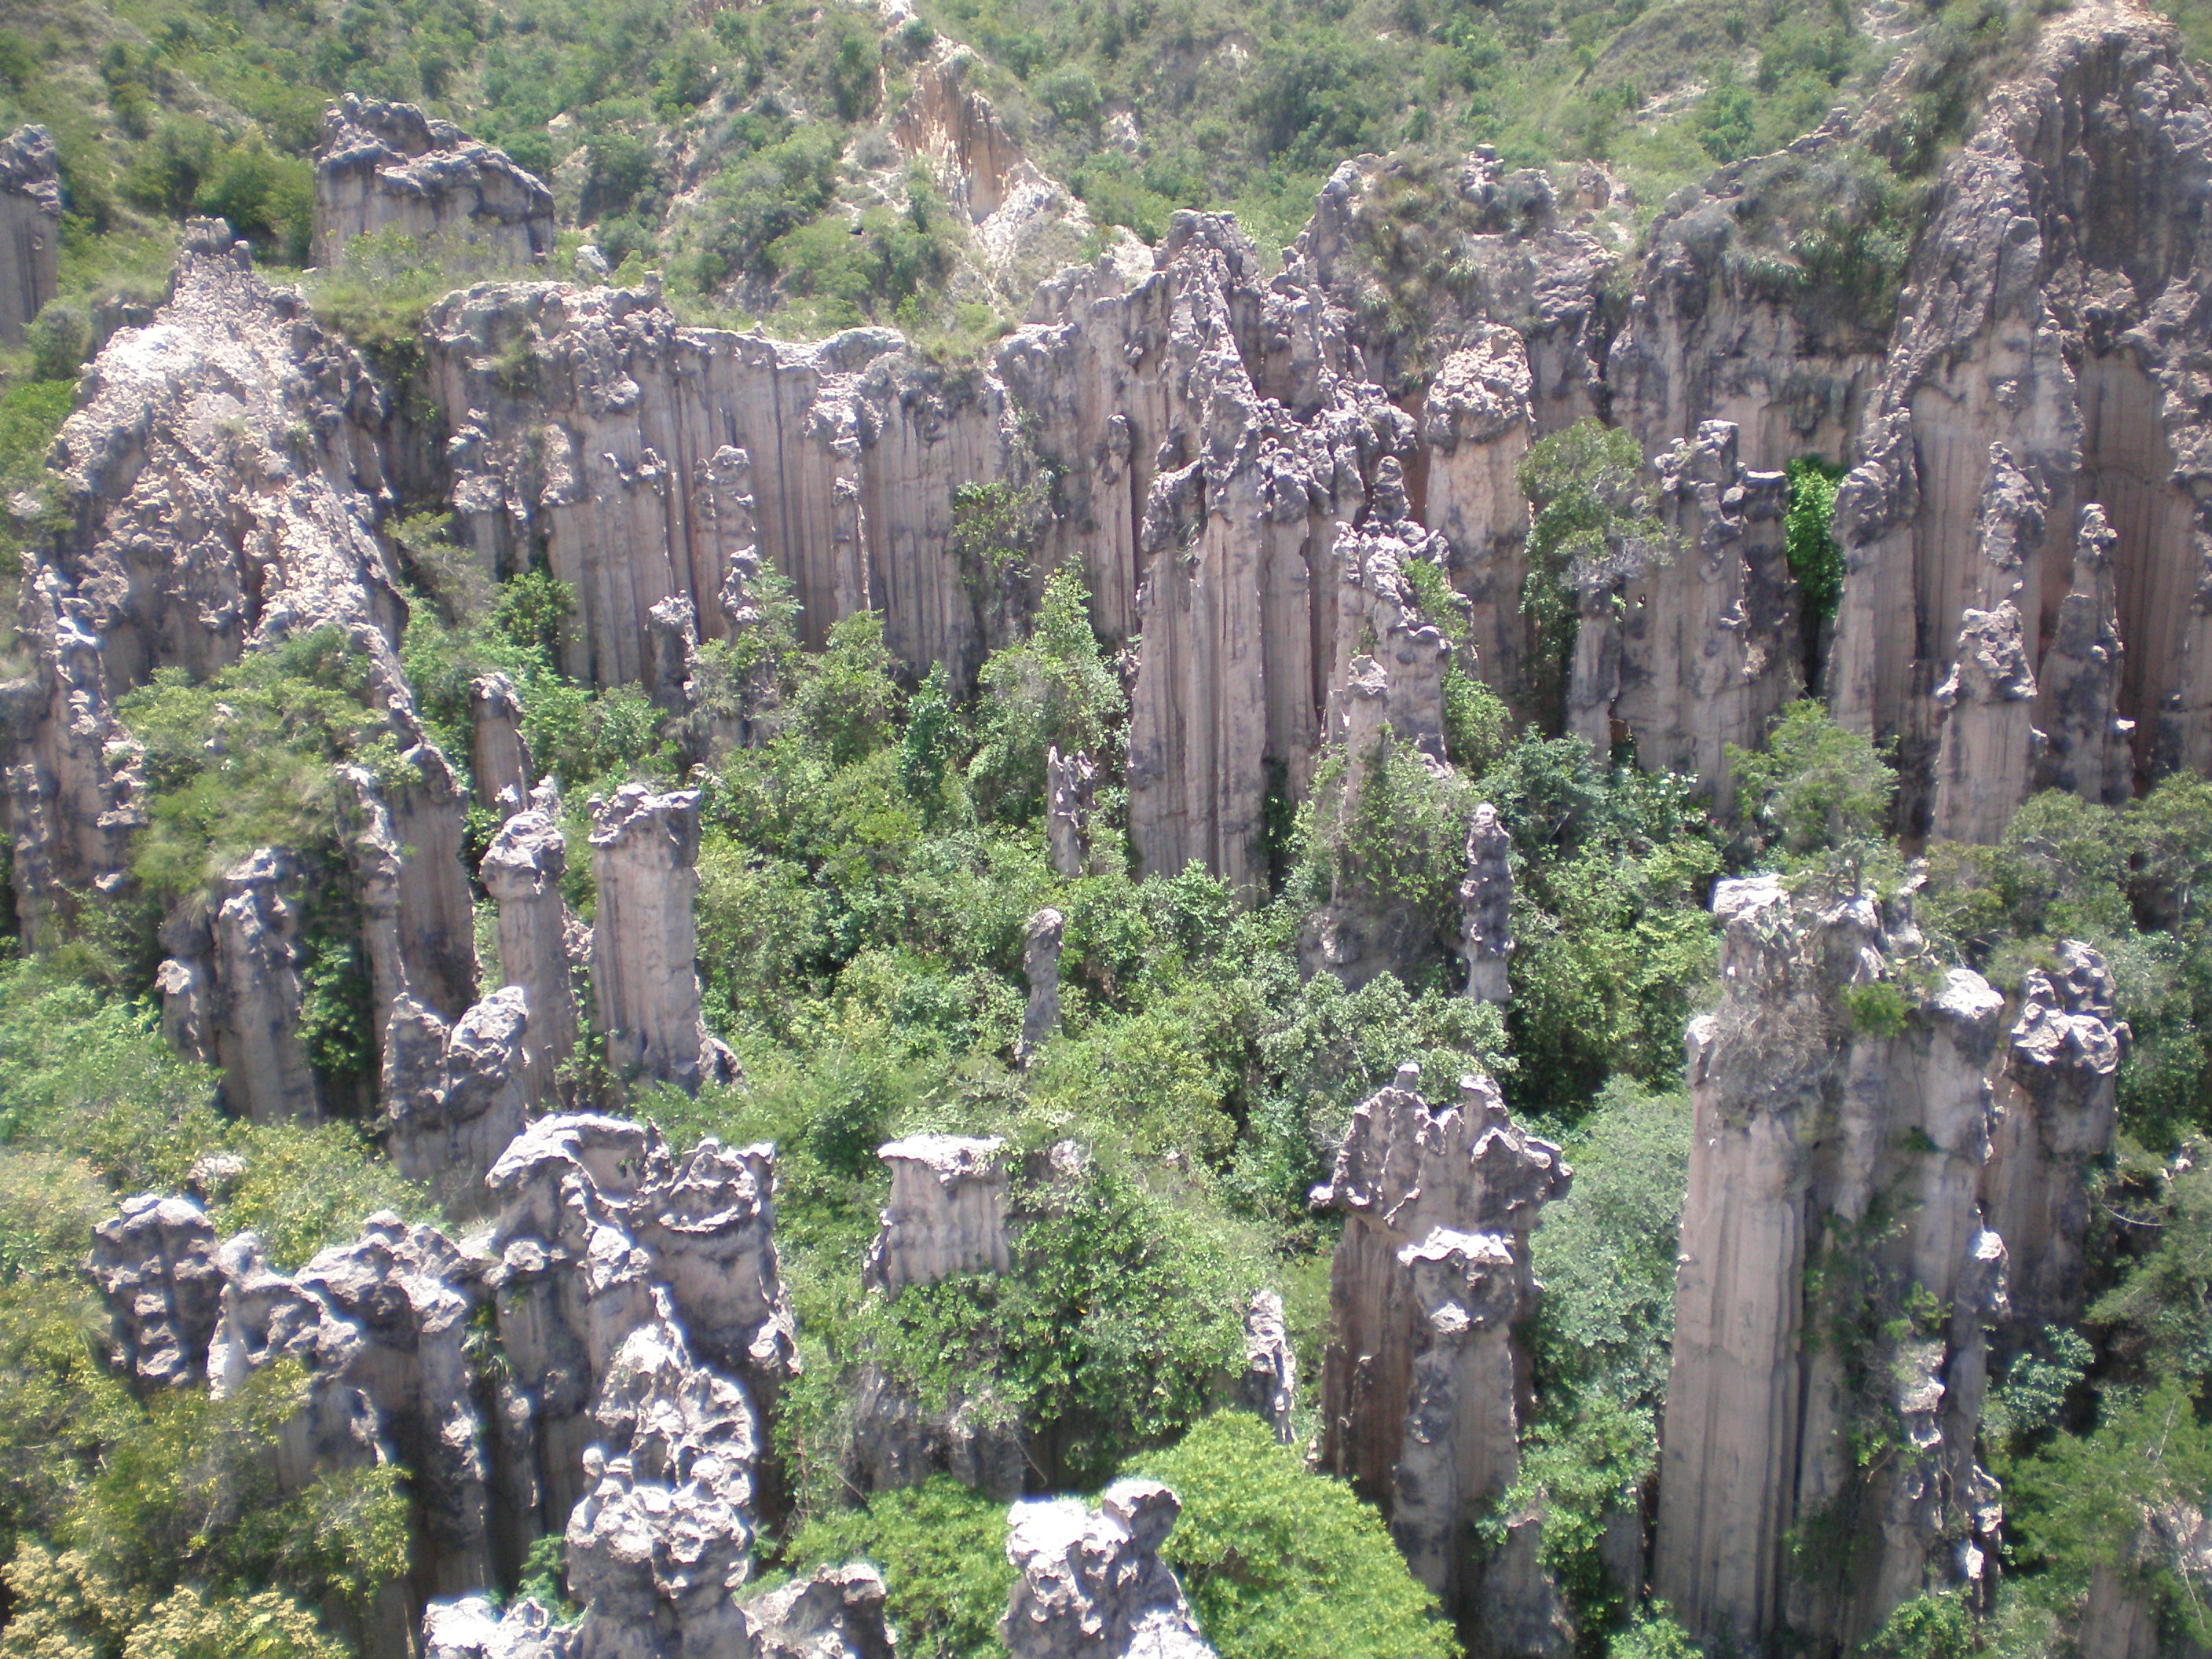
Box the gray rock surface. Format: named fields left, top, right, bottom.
left=1458, top=803, right=1513, bottom=1004
left=483, top=789, right=583, bottom=1103
left=1003, top=1479, right=1218, bottom=1659
left=382, top=986, right=534, bottom=1219
left=1240, top=1290, right=1296, bottom=1443
left=313, top=94, right=554, bottom=269
left=1654, top=877, right=2009, bottom=1651
left=1313, top=1064, right=1571, bottom=1647
left=1021, top=907, right=1064, bottom=1059
left=0, top=125, right=60, bottom=348
left=588, top=785, right=736, bottom=1095
left=88, top=1194, right=223, bottom=1389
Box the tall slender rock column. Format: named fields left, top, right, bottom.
left=587, top=784, right=734, bottom=1094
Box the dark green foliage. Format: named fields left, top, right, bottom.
left=1727, top=698, right=1897, bottom=866
left=1128, top=1412, right=1460, bottom=1659
left=1472, top=736, right=1722, bottom=1117
left=859, top=1159, right=1247, bottom=1488
left=1518, top=421, right=1668, bottom=730
left=1785, top=457, right=1844, bottom=679
left=785, top=1479, right=1014, bottom=1659
left=967, top=568, right=1122, bottom=825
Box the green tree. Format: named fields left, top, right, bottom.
left=968, top=568, right=1123, bottom=825
left=1727, top=698, right=1897, bottom=866
left=1129, top=1412, right=1459, bottom=1659
left=785, top=1478, right=1013, bottom=1659
left=1517, top=422, right=1668, bottom=729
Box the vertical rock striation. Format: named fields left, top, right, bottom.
left=1654, top=876, right=2009, bottom=1653
left=1459, top=802, right=1514, bottom=1004
left=0, top=124, right=60, bottom=348
left=312, top=95, right=555, bottom=270
left=1313, top=1063, right=1572, bottom=1648
left=1828, top=0, right=2212, bottom=828
left=88, top=1194, right=224, bottom=1390
left=1983, top=941, right=2130, bottom=1345
left=588, top=785, right=735, bottom=1095
left=482, top=789, right=582, bottom=1103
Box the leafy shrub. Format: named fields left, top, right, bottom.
left=968, top=568, right=1122, bottom=824
left=785, top=1478, right=1013, bottom=1659
left=1129, top=1412, right=1459, bottom=1659
left=1727, top=698, right=1897, bottom=865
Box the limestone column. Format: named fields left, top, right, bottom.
left=481, top=791, right=580, bottom=1102
left=588, top=784, right=732, bottom=1093
left=1459, top=802, right=1513, bottom=1003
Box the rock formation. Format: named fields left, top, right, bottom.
left=1828, top=1, right=2212, bottom=829
left=1459, top=803, right=1513, bottom=1004
left=423, top=1598, right=573, bottom=1659
left=313, top=94, right=555, bottom=270
left=471, top=672, right=535, bottom=815
left=87, top=1193, right=223, bottom=1390
left=485, top=1115, right=797, bottom=1535
left=2034, top=505, right=2136, bottom=805
left=1241, top=1290, right=1297, bottom=1443
left=3, top=219, right=480, bottom=1124
left=851, top=1134, right=1025, bottom=1498
left=865, top=1134, right=1013, bottom=1294
left=482, top=789, right=583, bottom=1102
left=1021, top=906, right=1064, bottom=1059
left=381, top=986, right=533, bottom=1219
left=1654, top=876, right=2009, bottom=1653
left=1003, top=1479, right=1218, bottom=1659
left=0, top=125, right=60, bottom=349
left=1983, top=941, right=2131, bottom=1345
left=564, top=1287, right=760, bottom=1658
left=1313, top=1063, right=1572, bottom=1647
left=1046, top=745, right=1093, bottom=877
left=588, top=785, right=735, bottom=1095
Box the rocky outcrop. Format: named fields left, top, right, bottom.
left=1459, top=803, right=1513, bottom=1003
left=207, top=848, right=322, bottom=1124
left=745, top=1564, right=898, bottom=1659
left=313, top=95, right=554, bottom=270
left=204, top=1213, right=498, bottom=1656
left=471, top=672, right=535, bottom=815
left=588, top=785, right=735, bottom=1095
left=865, top=1134, right=1013, bottom=1294
left=1420, top=328, right=1537, bottom=713
left=1241, top=1290, right=1297, bottom=1443
left=850, top=1133, right=1025, bottom=1498
left=88, top=1193, right=223, bottom=1390
left=485, top=1115, right=797, bottom=1535
left=1574, top=420, right=1796, bottom=802
left=1046, top=745, right=1093, bottom=877
left=2034, top=505, right=2136, bottom=804
left=564, top=1288, right=761, bottom=1659
left=1606, top=121, right=1885, bottom=470
left=1828, top=0, right=2212, bottom=830
left=0, top=125, right=60, bottom=348
left=381, top=987, right=533, bottom=1219
left=1003, top=1479, right=1218, bottom=1659
left=894, top=46, right=1094, bottom=302
left=423, top=1598, right=573, bottom=1659
left=1653, top=876, right=2009, bottom=1654
left=1983, top=941, right=2130, bottom=1345
left=1021, top=906, right=1064, bottom=1059
left=1313, top=1064, right=1572, bottom=1646
left=482, top=790, right=582, bottom=1103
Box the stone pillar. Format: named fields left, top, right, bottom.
left=1313, top=1064, right=1570, bottom=1646
left=1459, top=802, right=1513, bottom=1003
left=481, top=789, right=580, bottom=1102
left=2035, top=504, right=2134, bottom=805
left=380, top=986, right=533, bottom=1221
left=1020, top=907, right=1064, bottom=1060
left=1046, top=745, right=1094, bottom=878
left=468, top=673, right=533, bottom=815
left=1654, top=877, right=2009, bottom=1653
left=864, top=1135, right=1013, bottom=1295
left=1422, top=328, right=1536, bottom=716
left=1241, top=1290, right=1296, bottom=1443
left=1929, top=602, right=2038, bottom=844
left=88, top=1195, right=222, bottom=1390
left=587, top=785, right=733, bottom=1094
left=0, top=126, right=60, bottom=349
left=212, top=848, right=320, bottom=1124
left=1983, top=941, right=2130, bottom=1346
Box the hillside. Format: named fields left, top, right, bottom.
left=7, top=0, right=2212, bottom=1657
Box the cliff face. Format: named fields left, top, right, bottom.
left=1653, top=877, right=2025, bottom=1654
left=1829, top=1, right=2212, bottom=832
left=0, top=124, right=60, bottom=349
